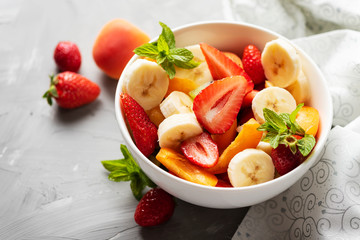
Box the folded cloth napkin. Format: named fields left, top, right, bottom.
left=223, top=1, right=360, bottom=239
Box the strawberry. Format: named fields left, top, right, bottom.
left=180, top=132, right=219, bottom=168
left=43, top=71, right=100, bottom=109
left=199, top=42, right=253, bottom=93
left=193, top=76, right=247, bottom=134
left=242, top=89, right=259, bottom=108
left=134, top=188, right=175, bottom=227
left=120, top=93, right=157, bottom=157
left=242, top=44, right=265, bottom=85
left=271, top=142, right=305, bottom=176
left=54, top=41, right=81, bottom=72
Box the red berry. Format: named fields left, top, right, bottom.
left=180, top=132, right=219, bottom=168
left=43, top=71, right=100, bottom=109
left=193, top=76, right=247, bottom=134
left=134, top=188, right=175, bottom=227
left=242, top=89, right=259, bottom=108
left=271, top=144, right=305, bottom=176
left=242, top=44, right=265, bottom=85
left=199, top=42, right=253, bottom=93
left=120, top=93, right=158, bottom=157
left=54, top=41, right=81, bottom=72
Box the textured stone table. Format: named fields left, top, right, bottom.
left=0, top=0, right=248, bottom=239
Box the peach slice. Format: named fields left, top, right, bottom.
left=165, top=77, right=199, bottom=98
left=296, top=106, right=320, bottom=137
left=207, top=118, right=263, bottom=174
left=156, top=148, right=218, bottom=186
left=212, top=119, right=238, bottom=154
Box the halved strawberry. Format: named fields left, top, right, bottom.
left=199, top=42, right=254, bottom=93
left=193, top=76, right=247, bottom=134
left=180, top=132, right=219, bottom=168
left=242, top=89, right=259, bottom=108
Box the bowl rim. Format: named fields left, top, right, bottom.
left=114, top=20, right=333, bottom=193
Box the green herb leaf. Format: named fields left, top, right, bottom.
left=101, top=144, right=156, bottom=200
left=258, top=104, right=316, bottom=157
left=297, top=134, right=316, bottom=156
left=134, top=22, right=200, bottom=79
left=159, top=22, right=175, bottom=49
left=133, top=42, right=159, bottom=59
left=157, top=34, right=170, bottom=54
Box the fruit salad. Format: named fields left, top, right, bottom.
left=119, top=22, right=319, bottom=188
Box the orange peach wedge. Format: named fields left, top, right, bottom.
left=207, top=118, right=263, bottom=174
left=296, top=106, right=320, bottom=137
left=156, top=148, right=218, bottom=187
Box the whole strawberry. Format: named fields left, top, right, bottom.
left=242, top=44, right=266, bottom=85
left=134, top=188, right=175, bottom=227
left=43, top=71, right=100, bottom=109
left=54, top=41, right=81, bottom=72
left=120, top=93, right=158, bottom=157
left=271, top=143, right=305, bottom=176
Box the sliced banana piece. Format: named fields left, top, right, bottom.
left=160, top=91, right=193, bottom=118
left=174, top=44, right=213, bottom=86
left=285, top=70, right=310, bottom=104
left=123, top=59, right=169, bottom=110
left=158, top=113, right=203, bottom=149
left=252, top=87, right=297, bottom=124
left=228, top=148, right=275, bottom=187
left=256, top=141, right=273, bottom=156
left=261, top=38, right=301, bottom=88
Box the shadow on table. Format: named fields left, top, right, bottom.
left=139, top=199, right=249, bottom=240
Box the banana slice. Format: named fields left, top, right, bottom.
left=174, top=44, right=213, bottom=86
left=252, top=87, right=297, bottom=124
left=123, top=59, right=169, bottom=110
left=261, top=38, right=301, bottom=88
left=256, top=141, right=273, bottom=156
left=286, top=70, right=310, bottom=104
left=160, top=91, right=193, bottom=118
left=228, top=148, right=275, bottom=187
left=158, top=113, right=203, bottom=149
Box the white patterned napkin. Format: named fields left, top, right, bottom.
left=224, top=0, right=360, bottom=239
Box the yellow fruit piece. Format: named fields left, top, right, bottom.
left=156, top=148, right=218, bottom=186
left=212, top=119, right=238, bottom=154
left=146, top=106, right=165, bottom=127
left=207, top=118, right=263, bottom=174
left=165, top=77, right=199, bottom=98
left=223, top=52, right=243, bottom=68
left=296, top=106, right=320, bottom=137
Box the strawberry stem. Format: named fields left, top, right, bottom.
left=42, top=75, right=59, bottom=106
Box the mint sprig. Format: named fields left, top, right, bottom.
left=257, top=103, right=316, bottom=157
left=101, top=144, right=156, bottom=200
left=134, top=22, right=200, bottom=79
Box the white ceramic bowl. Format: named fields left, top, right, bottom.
left=115, top=21, right=333, bottom=209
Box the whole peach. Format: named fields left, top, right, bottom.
left=93, top=19, right=150, bottom=79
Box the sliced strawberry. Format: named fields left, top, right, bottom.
left=199, top=42, right=253, bottom=93
left=193, top=76, right=247, bottom=134
left=120, top=93, right=158, bottom=157
left=242, top=44, right=265, bottom=85
left=242, top=89, right=259, bottom=108
left=180, top=132, right=219, bottom=168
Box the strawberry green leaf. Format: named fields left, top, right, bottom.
left=101, top=144, right=156, bottom=200
left=297, top=134, right=316, bottom=156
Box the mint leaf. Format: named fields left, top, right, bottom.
left=134, top=22, right=200, bottom=79
left=297, top=134, right=316, bottom=156
left=258, top=104, right=316, bottom=157
left=157, top=34, right=169, bottom=54
left=159, top=22, right=175, bottom=49
left=134, top=43, right=158, bottom=59
left=101, top=144, right=156, bottom=200
left=160, top=60, right=176, bottom=79
left=263, top=108, right=287, bottom=132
